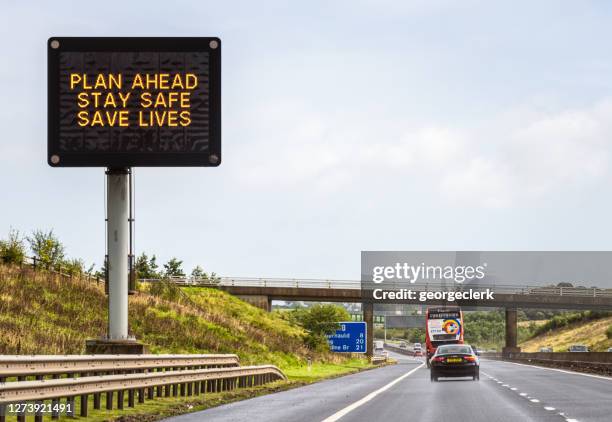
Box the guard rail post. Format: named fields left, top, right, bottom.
left=106, top=391, right=113, bottom=410
left=66, top=396, right=75, bottom=417
left=117, top=390, right=124, bottom=410
left=93, top=383, right=101, bottom=410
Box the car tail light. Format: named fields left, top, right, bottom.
left=464, top=356, right=477, bottom=362
left=432, top=356, right=445, bottom=362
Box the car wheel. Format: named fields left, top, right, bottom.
left=473, top=369, right=480, bottom=381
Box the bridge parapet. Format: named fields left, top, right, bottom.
left=142, top=277, right=612, bottom=301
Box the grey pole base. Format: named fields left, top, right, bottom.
left=85, top=339, right=149, bottom=355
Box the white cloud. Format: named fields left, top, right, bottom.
left=231, top=99, right=612, bottom=208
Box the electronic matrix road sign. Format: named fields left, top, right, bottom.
left=48, top=37, right=221, bottom=167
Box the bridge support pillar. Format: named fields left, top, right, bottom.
left=502, top=308, right=521, bottom=356
left=363, top=302, right=374, bottom=358
left=236, top=295, right=272, bottom=311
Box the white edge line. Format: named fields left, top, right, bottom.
left=321, top=363, right=424, bottom=422
left=495, top=360, right=612, bottom=381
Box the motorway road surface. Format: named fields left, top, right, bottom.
left=164, top=351, right=612, bottom=422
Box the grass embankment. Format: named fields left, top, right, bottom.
left=520, top=315, right=612, bottom=352
left=0, top=264, right=374, bottom=420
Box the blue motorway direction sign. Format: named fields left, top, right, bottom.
left=326, top=322, right=366, bottom=353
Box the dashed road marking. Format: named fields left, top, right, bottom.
left=483, top=368, right=581, bottom=422
left=454, top=368, right=577, bottom=422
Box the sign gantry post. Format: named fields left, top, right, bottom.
left=106, top=167, right=130, bottom=341
left=48, top=37, right=222, bottom=354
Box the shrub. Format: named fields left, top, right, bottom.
left=27, top=229, right=65, bottom=268
left=135, top=253, right=161, bottom=279
left=163, top=257, right=185, bottom=278
left=0, top=229, right=26, bottom=265
left=60, top=258, right=85, bottom=276
left=148, top=279, right=182, bottom=302
left=606, top=325, right=612, bottom=340
left=289, top=304, right=350, bottom=352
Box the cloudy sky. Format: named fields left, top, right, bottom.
left=2, top=1, right=612, bottom=279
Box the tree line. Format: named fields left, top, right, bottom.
left=0, top=228, right=215, bottom=280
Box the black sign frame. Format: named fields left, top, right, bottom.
left=47, top=37, right=221, bottom=167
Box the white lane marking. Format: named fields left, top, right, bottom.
left=483, top=370, right=562, bottom=416
left=484, top=370, right=579, bottom=420
left=494, top=360, right=612, bottom=381
left=320, top=363, right=424, bottom=422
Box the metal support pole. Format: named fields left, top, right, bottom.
left=363, top=302, right=374, bottom=358
left=384, top=318, right=387, bottom=343
left=107, top=168, right=130, bottom=340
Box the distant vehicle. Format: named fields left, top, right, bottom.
left=430, top=344, right=479, bottom=382
left=399, top=342, right=408, bottom=349
left=568, top=345, right=589, bottom=352
left=539, top=347, right=553, bottom=353
left=470, top=346, right=484, bottom=355
left=425, top=307, right=464, bottom=367
left=607, top=348, right=612, bottom=352
left=373, top=347, right=388, bottom=357
left=487, top=349, right=497, bottom=353
left=373, top=341, right=387, bottom=357
left=412, top=344, right=423, bottom=357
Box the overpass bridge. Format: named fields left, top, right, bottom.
left=152, top=277, right=612, bottom=356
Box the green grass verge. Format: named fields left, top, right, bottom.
left=0, top=265, right=381, bottom=421
left=283, top=357, right=372, bottom=382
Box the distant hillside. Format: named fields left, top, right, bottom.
left=0, top=263, right=338, bottom=368
left=520, top=315, right=612, bottom=352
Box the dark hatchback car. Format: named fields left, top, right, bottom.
left=430, top=344, right=479, bottom=381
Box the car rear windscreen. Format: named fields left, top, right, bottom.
left=437, top=346, right=472, bottom=355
